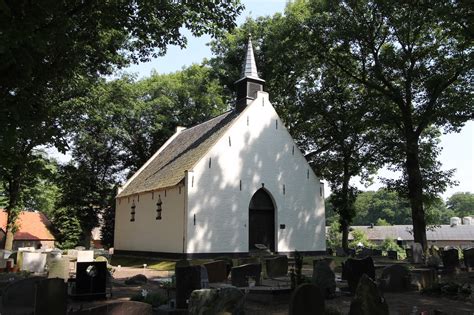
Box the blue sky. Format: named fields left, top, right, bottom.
left=123, top=0, right=473, bottom=199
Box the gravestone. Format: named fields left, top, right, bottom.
left=77, top=250, right=94, bottom=263
left=387, top=250, right=398, bottom=260
left=204, top=260, right=228, bottom=283
left=48, top=257, right=70, bottom=281
left=188, top=287, right=245, bottom=315
left=231, top=263, right=261, bottom=287
left=22, top=252, right=47, bottom=273
left=441, top=248, right=460, bottom=270
left=75, top=246, right=86, bottom=251
left=379, top=264, right=411, bottom=292
left=175, top=265, right=202, bottom=309
left=35, top=278, right=67, bottom=315
left=200, top=265, right=209, bottom=289
left=326, top=248, right=334, bottom=256
left=213, top=257, right=233, bottom=276
left=67, top=249, right=78, bottom=258
left=412, top=243, right=423, bottom=264
left=342, top=257, right=376, bottom=294
left=349, top=274, right=389, bottom=315
left=348, top=248, right=356, bottom=257
left=175, top=259, right=191, bottom=269
left=357, top=248, right=373, bottom=258
left=405, top=248, right=413, bottom=261
left=74, top=261, right=107, bottom=300
left=462, top=247, right=474, bottom=269
left=265, top=255, right=288, bottom=278
left=336, top=247, right=346, bottom=257
left=1, top=276, right=46, bottom=314
left=288, top=283, right=325, bottom=315
left=372, top=249, right=382, bottom=256
left=312, top=259, right=336, bottom=298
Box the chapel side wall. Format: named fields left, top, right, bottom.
left=186, top=92, right=325, bottom=254
left=114, top=185, right=185, bottom=253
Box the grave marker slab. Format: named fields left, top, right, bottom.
left=342, top=256, right=376, bottom=294
left=462, top=247, right=474, bottom=269
left=48, top=257, right=70, bottom=281
left=288, top=284, right=325, bottom=315
left=412, top=242, right=423, bottom=264
left=175, top=265, right=202, bottom=309
left=349, top=274, right=389, bottom=315
left=21, top=252, right=47, bottom=273
left=265, top=255, right=288, bottom=278
left=441, top=248, right=460, bottom=270
left=231, top=263, right=261, bottom=287
left=77, top=250, right=94, bottom=262
left=387, top=250, right=398, bottom=260
left=380, top=264, right=411, bottom=292
left=312, top=259, right=336, bottom=298
left=204, top=260, right=228, bottom=283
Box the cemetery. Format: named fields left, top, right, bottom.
left=0, top=243, right=473, bottom=314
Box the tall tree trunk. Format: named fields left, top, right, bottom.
left=405, top=132, right=428, bottom=250
left=4, top=166, right=23, bottom=250
left=341, top=219, right=349, bottom=251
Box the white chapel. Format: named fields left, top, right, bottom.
left=114, top=38, right=326, bottom=257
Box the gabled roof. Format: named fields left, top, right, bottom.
left=0, top=210, right=55, bottom=241
left=117, top=110, right=240, bottom=198
left=348, top=225, right=474, bottom=241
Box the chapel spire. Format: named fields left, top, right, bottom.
left=234, top=35, right=265, bottom=111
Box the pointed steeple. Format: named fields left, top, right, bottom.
left=234, top=35, right=265, bottom=111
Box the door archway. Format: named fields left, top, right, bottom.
left=248, top=188, right=275, bottom=251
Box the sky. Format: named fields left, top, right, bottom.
left=120, top=0, right=473, bottom=199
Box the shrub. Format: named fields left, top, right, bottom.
left=326, top=220, right=342, bottom=249
left=380, top=237, right=406, bottom=259
left=349, top=229, right=374, bottom=248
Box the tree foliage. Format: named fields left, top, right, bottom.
left=0, top=0, right=243, bottom=249
left=447, top=192, right=474, bottom=218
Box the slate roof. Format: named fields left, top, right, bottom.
left=348, top=225, right=474, bottom=241
left=0, top=210, right=55, bottom=240
left=118, top=110, right=240, bottom=198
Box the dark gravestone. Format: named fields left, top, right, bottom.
left=357, top=248, right=373, bottom=258
left=348, top=248, right=356, bottom=257
left=342, top=257, right=376, bottom=294
left=204, top=260, right=228, bottom=283
left=336, top=247, right=346, bottom=257
left=214, top=256, right=233, bottom=277
left=412, top=242, right=423, bottom=264
left=312, top=259, right=336, bottom=298
left=175, top=259, right=191, bottom=269
left=387, top=250, right=398, bottom=260
left=75, top=261, right=107, bottom=300
left=188, top=287, right=245, bottom=315
left=379, top=264, right=411, bottom=292
left=326, top=248, right=334, bottom=256
left=349, top=274, right=389, bottom=315
left=441, top=248, right=460, bottom=270
left=288, top=283, right=325, bottom=315
left=405, top=248, right=413, bottom=261
left=372, top=249, right=382, bottom=256
left=265, top=255, right=288, bottom=278
left=463, top=247, right=474, bottom=269
left=231, top=263, right=261, bottom=287
left=1, top=276, right=46, bottom=314
left=175, top=265, right=202, bottom=309
left=35, top=278, right=67, bottom=315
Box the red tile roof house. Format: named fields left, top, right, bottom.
left=0, top=210, right=55, bottom=250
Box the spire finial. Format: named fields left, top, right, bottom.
left=240, top=35, right=260, bottom=79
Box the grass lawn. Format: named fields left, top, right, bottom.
left=110, top=255, right=212, bottom=271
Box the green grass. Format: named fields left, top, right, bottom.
left=110, top=256, right=212, bottom=271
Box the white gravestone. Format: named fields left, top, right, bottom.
left=412, top=243, right=423, bottom=264
left=77, top=250, right=94, bottom=262
left=21, top=252, right=47, bottom=273
left=48, top=257, right=70, bottom=281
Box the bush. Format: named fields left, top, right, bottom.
left=326, top=220, right=342, bottom=249
left=380, top=237, right=406, bottom=259
left=349, top=229, right=374, bottom=248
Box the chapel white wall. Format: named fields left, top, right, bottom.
left=114, top=185, right=185, bottom=253
left=186, top=92, right=325, bottom=254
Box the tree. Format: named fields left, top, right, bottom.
left=209, top=7, right=383, bottom=251
left=301, top=0, right=473, bottom=249
left=447, top=192, right=474, bottom=218
left=0, top=0, right=243, bottom=249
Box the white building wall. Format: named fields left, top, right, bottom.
left=114, top=185, right=185, bottom=253
left=186, top=92, right=325, bottom=254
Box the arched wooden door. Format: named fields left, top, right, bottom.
left=249, top=188, right=275, bottom=251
